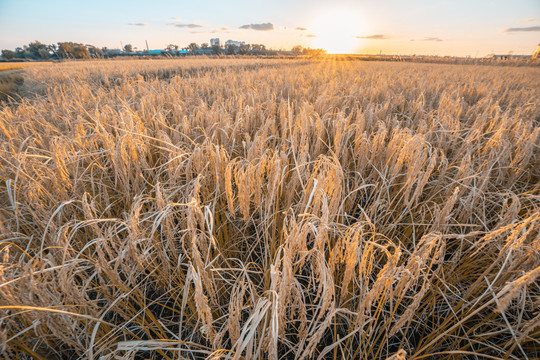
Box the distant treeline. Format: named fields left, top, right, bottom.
left=2, top=41, right=100, bottom=60
left=1, top=41, right=328, bottom=60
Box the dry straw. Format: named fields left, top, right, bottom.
left=0, top=58, right=539, bottom=359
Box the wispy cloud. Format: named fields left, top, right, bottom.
left=355, top=34, right=390, bottom=40
left=168, top=18, right=203, bottom=29
left=421, top=37, right=443, bottom=42
left=189, top=28, right=227, bottom=34
left=295, top=27, right=307, bottom=31
left=520, top=18, right=539, bottom=23
left=504, top=26, right=540, bottom=32
left=173, top=23, right=203, bottom=29
left=128, top=23, right=148, bottom=27
left=306, top=34, right=318, bottom=38
left=239, top=23, right=274, bottom=31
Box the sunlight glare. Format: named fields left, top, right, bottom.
left=310, top=8, right=366, bottom=54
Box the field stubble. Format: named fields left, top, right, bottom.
left=0, top=58, right=539, bottom=359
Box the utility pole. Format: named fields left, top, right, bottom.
left=145, top=40, right=149, bottom=51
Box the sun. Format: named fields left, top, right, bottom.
left=310, top=8, right=366, bottom=54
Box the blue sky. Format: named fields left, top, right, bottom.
left=0, top=0, right=539, bottom=55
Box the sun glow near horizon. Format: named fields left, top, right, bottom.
left=309, top=8, right=367, bottom=54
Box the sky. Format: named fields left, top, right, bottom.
left=0, top=0, right=539, bottom=56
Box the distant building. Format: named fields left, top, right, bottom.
left=210, top=38, right=220, bottom=47
left=225, top=40, right=245, bottom=47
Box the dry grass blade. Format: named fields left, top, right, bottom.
left=0, top=58, right=538, bottom=359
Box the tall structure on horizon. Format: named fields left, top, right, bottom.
left=225, top=40, right=245, bottom=47
left=210, top=38, right=220, bottom=47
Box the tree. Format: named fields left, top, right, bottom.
left=48, top=44, right=58, bottom=58
left=238, top=43, right=249, bottom=55
left=212, top=44, right=222, bottom=55
left=166, top=44, right=179, bottom=51
left=72, top=44, right=90, bottom=59
left=201, top=43, right=209, bottom=49
left=58, top=42, right=74, bottom=58
left=57, top=42, right=90, bottom=59
left=87, top=45, right=102, bottom=58
left=226, top=44, right=237, bottom=55
left=188, top=43, right=199, bottom=54
left=15, top=47, right=25, bottom=58
left=27, top=41, right=49, bottom=59
left=249, top=44, right=266, bottom=54
left=301, top=47, right=326, bottom=57
left=38, top=48, right=50, bottom=59
left=123, top=44, right=133, bottom=53
left=292, top=45, right=303, bottom=55
left=1, top=50, right=16, bottom=60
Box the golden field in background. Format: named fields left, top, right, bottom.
left=0, top=58, right=538, bottom=359
left=0, top=63, right=37, bottom=71
left=0, top=63, right=36, bottom=102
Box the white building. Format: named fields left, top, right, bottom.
left=225, top=40, right=245, bottom=47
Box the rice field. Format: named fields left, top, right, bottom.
left=0, top=63, right=36, bottom=71
left=0, top=58, right=539, bottom=359
left=0, top=63, right=31, bottom=102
